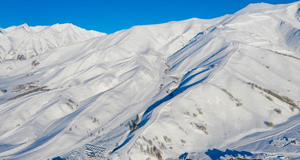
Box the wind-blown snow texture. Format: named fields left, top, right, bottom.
left=0, top=2, right=300, bottom=160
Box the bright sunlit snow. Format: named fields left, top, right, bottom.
left=0, top=1, right=300, bottom=160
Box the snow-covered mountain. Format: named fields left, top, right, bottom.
left=0, top=1, right=300, bottom=160
left=0, top=23, right=105, bottom=61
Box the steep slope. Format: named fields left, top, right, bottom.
left=0, top=23, right=106, bottom=61
left=122, top=2, right=300, bottom=160
left=0, top=18, right=220, bottom=159
left=0, top=2, right=300, bottom=160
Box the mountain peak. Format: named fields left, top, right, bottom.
left=0, top=23, right=106, bottom=61
left=51, top=23, right=75, bottom=31
left=236, top=1, right=299, bottom=15
left=21, top=23, right=29, bottom=27
left=0, top=2, right=300, bottom=160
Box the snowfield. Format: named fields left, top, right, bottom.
left=0, top=1, right=300, bottom=160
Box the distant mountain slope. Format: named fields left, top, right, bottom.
left=0, top=1, right=300, bottom=160
left=0, top=23, right=106, bottom=61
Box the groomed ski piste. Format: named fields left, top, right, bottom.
left=0, top=1, right=300, bottom=160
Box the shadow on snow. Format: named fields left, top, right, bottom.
left=205, top=148, right=253, bottom=160
left=112, top=65, right=214, bottom=153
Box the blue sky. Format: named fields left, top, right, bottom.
left=0, top=0, right=298, bottom=34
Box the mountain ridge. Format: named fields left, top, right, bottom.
left=0, top=23, right=106, bottom=62
left=0, top=1, right=300, bottom=160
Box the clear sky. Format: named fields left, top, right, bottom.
left=0, top=0, right=298, bottom=34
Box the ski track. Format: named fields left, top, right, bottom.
left=113, top=42, right=239, bottom=157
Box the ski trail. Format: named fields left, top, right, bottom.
left=112, top=42, right=239, bottom=158
left=228, top=113, right=300, bottom=150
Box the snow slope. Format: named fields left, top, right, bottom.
left=0, top=1, right=300, bottom=160
left=0, top=23, right=106, bottom=61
